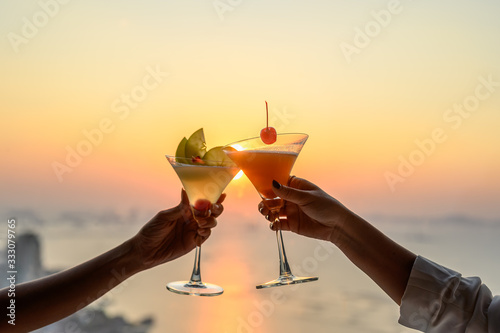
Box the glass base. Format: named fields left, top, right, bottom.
left=166, top=281, right=224, bottom=296
left=256, top=274, right=318, bottom=289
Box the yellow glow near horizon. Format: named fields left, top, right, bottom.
left=1, top=1, right=500, bottom=218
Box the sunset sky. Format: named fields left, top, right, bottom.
left=1, top=0, right=500, bottom=220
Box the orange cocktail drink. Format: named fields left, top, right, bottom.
left=224, top=150, right=297, bottom=199
left=223, top=133, right=318, bottom=289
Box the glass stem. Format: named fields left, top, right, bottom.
left=189, top=246, right=202, bottom=284
left=275, top=218, right=293, bottom=277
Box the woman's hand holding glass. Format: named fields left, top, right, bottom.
left=258, top=177, right=353, bottom=246
left=132, top=189, right=226, bottom=271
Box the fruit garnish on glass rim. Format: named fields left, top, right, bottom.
left=191, top=156, right=205, bottom=164
left=175, top=128, right=235, bottom=166
left=185, top=128, right=207, bottom=160
left=260, top=101, right=277, bottom=144
left=175, top=137, right=187, bottom=162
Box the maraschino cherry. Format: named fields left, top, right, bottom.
left=194, top=199, right=211, bottom=212
left=191, top=156, right=204, bottom=164
left=260, top=101, right=277, bottom=144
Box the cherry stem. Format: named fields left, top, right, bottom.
left=265, top=101, right=269, bottom=128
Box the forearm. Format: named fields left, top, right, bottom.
left=0, top=239, right=142, bottom=332
left=334, top=212, right=416, bottom=305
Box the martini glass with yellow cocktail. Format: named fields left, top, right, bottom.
left=166, top=128, right=239, bottom=296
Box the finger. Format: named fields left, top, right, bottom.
left=193, top=199, right=212, bottom=218
left=282, top=202, right=302, bottom=234
left=180, top=189, right=190, bottom=206
left=271, top=219, right=280, bottom=229
left=271, top=180, right=313, bottom=206
left=197, top=228, right=212, bottom=238
left=195, top=234, right=205, bottom=246
left=258, top=202, right=270, bottom=217
left=197, top=216, right=217, bottom=229
left=269, top=219, right=292, bottom=231
left=211, top=203, right=224, bottom=218
left=278, top=207, right=288, bottom=219
left=278, top=215, right=291, bottom=231
left=216, top=193, right=226, bottom=204
left=269, top=217, right=291, bottom=231
left=288, top=176, right=320, bottom=191
left=210, top=193, right=226, bottom=217
left=193, top=208, right=211, bottom=219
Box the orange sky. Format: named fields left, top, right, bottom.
left=1, top=0, right=500, bottom=219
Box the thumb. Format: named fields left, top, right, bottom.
left=180, top=189, right=190, bottom=206
left=272, top=180, right=311, bottom=206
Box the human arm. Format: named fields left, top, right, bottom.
left=260, top=177, right=500, bottom=331
left=259, top=177, right=416, bottom=305
left=0, top=190, right=224, bottom=332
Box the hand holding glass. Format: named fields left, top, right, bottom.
left=165, top=155, right=239, bottom=296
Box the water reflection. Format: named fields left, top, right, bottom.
left=6, top=212, right=499, bottom=333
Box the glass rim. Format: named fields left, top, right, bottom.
left=222, top=132, right=309, bottom=148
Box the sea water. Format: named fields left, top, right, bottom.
left=4, top=211, right=499, bottom=333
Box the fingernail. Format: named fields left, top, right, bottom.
left=272, top=180, right=281, bottom=189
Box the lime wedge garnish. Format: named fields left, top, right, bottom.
left=175, top=137, right=187, bottom=161
left=204, top=146, right=233, bottom=166
left=185, top=128, right=206, bottom=159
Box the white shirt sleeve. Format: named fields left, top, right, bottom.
left=398, top=256, right=499, bottom=332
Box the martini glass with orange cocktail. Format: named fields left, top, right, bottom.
left=223, top=102, right=318, bottom=289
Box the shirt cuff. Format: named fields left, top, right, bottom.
left=398, top=256, right=491, bottom=332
